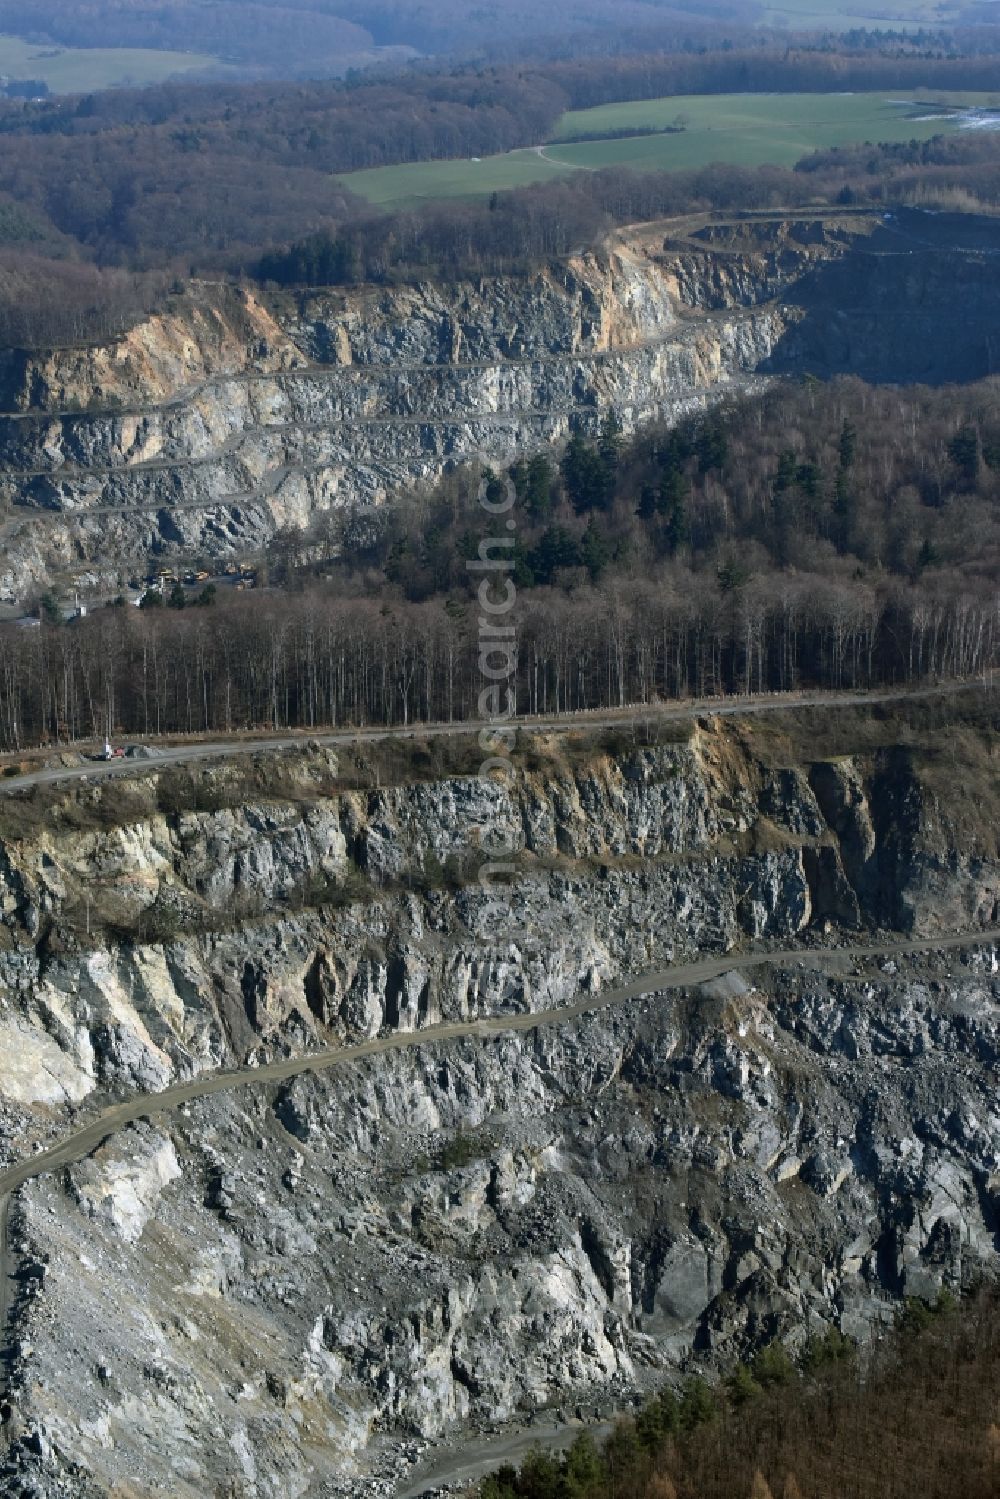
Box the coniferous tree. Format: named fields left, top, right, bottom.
left=581, top=516, right=610, bottom=579
left=696, top=415, right=728, bottom=474
left=524, top=454, right=554, bottom=520
left=598, top=409, right=624, bottom=472
left=659, top=469, right=690, bottom=554
left=637, top=484, right=658, bottom=522
left=833, top=468, right=856, bottom=553
left=948, top=424, right=980, bottom=485
left=561, top=435, right=609, bottom=514
left=774, top=449, right=798, bottom=494
left=839, top=418, right=857, bottom=469
left=530, top=524, right=581, bottom=584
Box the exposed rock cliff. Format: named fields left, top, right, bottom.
left=0, top=698, right=998, bottom=1496
left=0, top=236, right=788, bottom=603
left=0, top=214, right=875, bottom=601
left=3, top=208, right=999, bottom=602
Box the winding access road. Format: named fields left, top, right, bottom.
left=0, top=679, right=988, bottom=798
left=1, top=924, right=998, bottom=1403
left=0, top=1196, right=11, bottom=1398
left=398, top=1415, right=620, bottom=1499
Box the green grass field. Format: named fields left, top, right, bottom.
left=551, top=89, right=1000, bottom=143
left=0, top=34, right=220, bottom=93
left=340, top=150, right=571, bottom=208
left=761, top=0, right=965, bottom=31
left=339, top=90, right=997, bottom=210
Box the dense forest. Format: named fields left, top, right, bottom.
left=0, top=33, right=995, bottom=344
left=337, top=377, right=1000, bottom=602
left=8, top=0, right=1000, bottom=73
left=2, top=377, right=999, bottom=748
left=477, top=1288, right=1000, bottom=1499
left=0, top=0, right=374, bottom=70
left=0, top=0, right=761, bottom=74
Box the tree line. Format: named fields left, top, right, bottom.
left=479, top=1289, right=999, bottom=1499
left=0, top=0, right=761, bottom=77
left=0, top=253, right=168, bottom=351
left=1, top=565, right=993, bottom=750
left=3, top=377, right=1000, bottom=748
left=0, top=41, right=999, bottom=275
left=11, top=0, right=1000, bottom=79
left=255, top=128, right=1000, bottom=286
left=539, top=43, right=1000, bottom=109
left=0, top=0, right=378, bottom=76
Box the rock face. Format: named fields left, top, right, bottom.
left=5, top=207, right=999, bottom=601
left=0, top=729, right=813, bottom=1111
left=69, top=1125, right=181, bottom=1245
left=666, top=209, right=1000, bottom=383
left=3, top=719, right=987, bottom=1119
left=0, top=239, right=784, bottom=601
left=3, top=958, right=1000, bottom=1498
left=0, top=704, right=999, bottom=1495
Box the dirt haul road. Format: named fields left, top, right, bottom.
left=0, top=680, right=989, bottom=798
left=1, top=927, right=997, bottom=1269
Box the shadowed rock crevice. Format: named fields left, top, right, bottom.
left=761, top=212, right=1000, bottom=384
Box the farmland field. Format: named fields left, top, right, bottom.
left=551, top=89, right=1000, bottom=143
left=760, top=0, right=968, bottom=30
left=0, top=33, right=221, bottom=93
left=339, top=90, right=997, bottom=210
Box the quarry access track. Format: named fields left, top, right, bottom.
left=1, top=924, right=999, bottom=1407
left=0, top=302, right=756, bottom=434
left=0, top=677, right=990, bottom=797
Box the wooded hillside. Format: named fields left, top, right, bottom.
left=3, top=377, right=998, bottom=747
